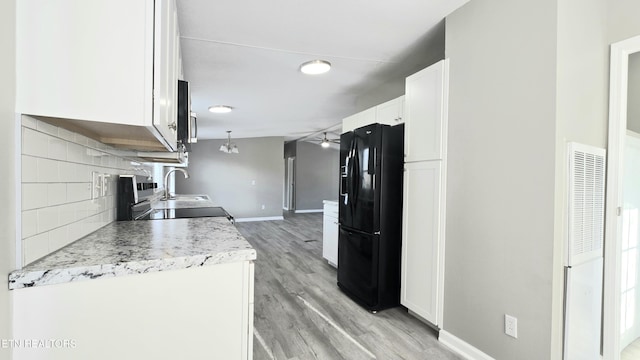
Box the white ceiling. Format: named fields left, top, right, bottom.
left=176, top=0, right=469, bottom=141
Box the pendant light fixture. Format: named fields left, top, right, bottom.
left=219, top=131, right=239, bottom=154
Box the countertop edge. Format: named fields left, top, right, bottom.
left=8, top=248, right=257, bottom=290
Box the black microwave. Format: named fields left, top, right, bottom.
left=177, top=80, right=197, bottom=152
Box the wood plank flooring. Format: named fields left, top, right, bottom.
left=235, top=212, right=461, bottom=360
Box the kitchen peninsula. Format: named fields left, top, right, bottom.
left=9, top=217, right=255, bottom=360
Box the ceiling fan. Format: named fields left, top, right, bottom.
left=314, top=132, right=340, bottom=148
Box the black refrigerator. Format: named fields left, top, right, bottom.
left=337, top=123, right=404, bottom=312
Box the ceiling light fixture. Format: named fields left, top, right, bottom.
left=219, top=131, right=239, bottom=154
left=300, top=60, right=331, bottom=75
left=208, top=105, right=233, bottom=113
left=321, top=139, right=330, bottom=148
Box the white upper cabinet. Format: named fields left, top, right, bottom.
left=404, top=60, right=449, bottom=162
left=16, top=0, right=180, bottom=152
left=342, top=107, right=376, bottom=133
left=342, top=96, right=405, bottom=133
left=376, top=96, right=405, bottom=125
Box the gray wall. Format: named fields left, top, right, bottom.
left=176, top=137, right=284, bottom=219
left=444, top=0, right=613, bottom=358
left=0, top=0, right=15, bottom=358
left=294, top=141, right=339, bottom=211
left=444, top=0, right=558, bottom=359
left=629, top=53, right=640, bottom=133
left=354, top=21, right=446, bottom=113
left=608, top=0, right=640, bottom=45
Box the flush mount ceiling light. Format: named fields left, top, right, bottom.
left=300, top=60, right=331, bottom=75
left=208, top=105, right=233, bottom=113
left=219, top=131, right=239, bottom=154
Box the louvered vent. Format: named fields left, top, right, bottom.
left=567, top=143, right=606, bottom=266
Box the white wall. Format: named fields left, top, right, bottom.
left=0, top=1, right=15, bottom=358
left=175, top=137, right=284, bottom=219
left=20, top=116, right=154, bottom=265
left=294, top=141, right=339, bottom=211
left=553, top=0, right=609, bottom=356
left=444, top=0, right=558, bottom=359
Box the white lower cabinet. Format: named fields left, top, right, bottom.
left=322, top=201, right=339, bottom=267
left=12, top=262, right=254, bottom=360
left=401, top=160, right=445, bottom=326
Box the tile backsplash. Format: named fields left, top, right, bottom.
left=20, top=115, right=155, bottom=266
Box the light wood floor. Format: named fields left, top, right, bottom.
left=235, top=212, right=461, bottom=360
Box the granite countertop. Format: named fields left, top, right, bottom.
left=9, top=217, right=256, bottom=290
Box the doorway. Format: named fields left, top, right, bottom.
left=604, top=34, right=640, bottom=360
left=284, top=157, right=295, bottom=211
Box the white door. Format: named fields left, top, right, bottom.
left=401, top=160, right=443, bottom=325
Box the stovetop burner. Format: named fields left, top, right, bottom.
left=139, top=206, right=234, bottom=223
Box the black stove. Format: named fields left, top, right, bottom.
left=142, top=207, right=233, bottom=223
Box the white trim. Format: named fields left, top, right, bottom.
left=437, top=58, right=450, bottom=328
left=438, top=330, right=495, bottom=360
left=234, top=216, right=284, bottom=223
left=15, top=113, right=22, bottom=269
left=604, top=34, right=640, bottom=360
left=294, top=209, right=323, bottom=214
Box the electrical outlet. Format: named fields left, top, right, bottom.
left=101, top=174, right=110, bottom=197
left=91, top=171, right=101, bottom=199
left=261, top=204, right=265, bottom=210
left=505, top=314, right=518, bottom=338
left=251, top=180, right=256, bottom=186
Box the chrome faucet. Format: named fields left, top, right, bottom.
left=163, top=168, right=189, bottom=200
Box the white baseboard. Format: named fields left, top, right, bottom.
left=234, top=216, right=284, bottom=223
left=439, top=330, right=494, bottom=360
left=294, top=209, right=323, bottom=214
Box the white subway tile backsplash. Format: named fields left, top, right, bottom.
left=22, top=155, right=38, bottom=182
left=23, top=233, right=49, bottom=265
left=48, top=137, right=67, bottom=161
left=58, top=127, right=75, bottom=142
left=20, top=116, right=153, bottom=266
left=36, top=120, right=59, bottom=136
left=37, top=207, right=59, bottom=233
left=67, top=142, right=84, bottom=163
left=58, top=161, right=76, bottom=183
left=67, top=183, right=91, bottom=202
left=22, top=210, right=38, bottom=238
left=22, top=183, right=48, bottom=210
left=47, top=183, right=67, bottom=206
left=22, top=116, right=37, bottom=129
left=23, top=128, right=49, bottom=158
left=49, top=225, right=70, bottom=253
left=37, top=158, right=60, bottom=182
left=58, top=203, right=76, bottom=226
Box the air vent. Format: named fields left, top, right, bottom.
left=567, top=142, right=606, bottom=266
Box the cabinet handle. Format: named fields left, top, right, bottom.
left=168, top=122, right=177, bottom=131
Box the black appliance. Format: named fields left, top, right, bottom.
left=116, top=175, right=233, bottom=222
left=337, top=123, right=404, bottom=312
left=116, top=175, right=157, bottom=221
left=141, top=207, right=233, bottom=223
left=177, top=80, right=197, bottom=152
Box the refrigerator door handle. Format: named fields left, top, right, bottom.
left=340, top=164, right=348, bottom=200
